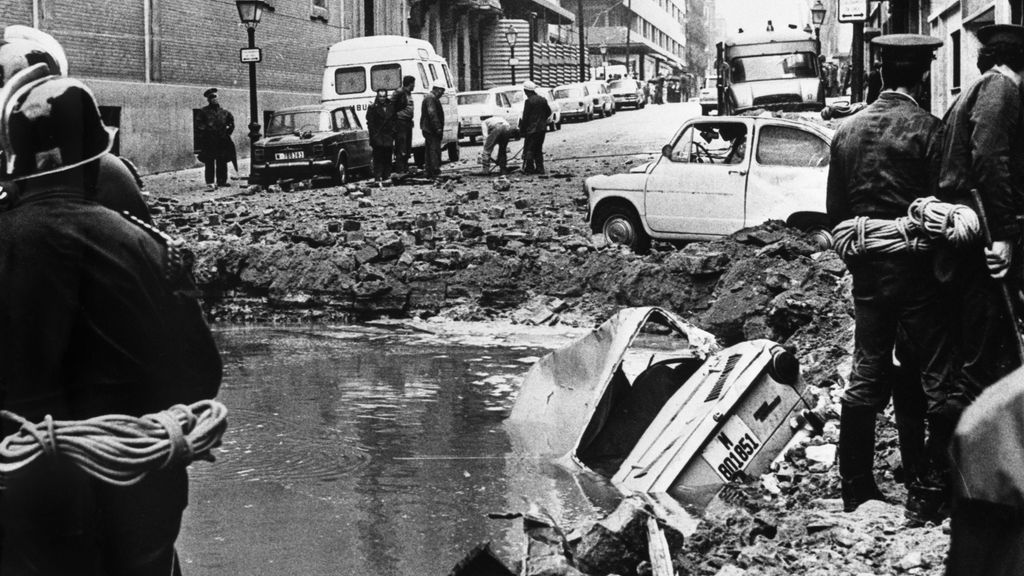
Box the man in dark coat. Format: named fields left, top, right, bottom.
left=366, top=89, right=394, bottom=184
left=0, top=75, right=222, bottom=576
left=519, top=81, right=551, bottom=175
left=390, top=75, right=416, bottom=173
left=925, top=23, right=1024, bottom=523
left=420, top=79, right=446, bottom=178
left=825, top=34, right=953, bottom=516
left=196, top=87, right=236, bottom=190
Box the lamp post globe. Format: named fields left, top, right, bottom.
left=810, top=0, right=827, bottom=51
left=506, top=25, right=518, bottom=84
left=236, top=0, right=268, bottom=145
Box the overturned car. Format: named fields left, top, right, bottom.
left=507, top=307, right=813, bottom=511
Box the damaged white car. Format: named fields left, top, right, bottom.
left=507, top=307, right=816, bottom=514
left=584, top=116, right=833, bottom=252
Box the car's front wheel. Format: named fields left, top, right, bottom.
left=333, top=153, right=347, bottom=185
left=597, top=204, right=651, bottom=253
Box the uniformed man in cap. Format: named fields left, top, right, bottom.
left=826, top=34, right=954, bottom=515
left=936, top=23, right=1024, bottom=404
left=196, top=87, right=236, bottom=190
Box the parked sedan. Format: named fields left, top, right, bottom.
left=608, top=78, right=646, bottom=110
left=585, top=116, right=833, bottom=252
left=584, top=80, right=616, bottom=117
left=457, top=87, right=521, bottom=143
left=553, top=83, right=595, bottom=122
left=535, top=86, right=563, bottom=131
left=250, top=104, right=372, bottom=190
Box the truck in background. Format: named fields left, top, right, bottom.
left=715, top=28, right=824, bottom=115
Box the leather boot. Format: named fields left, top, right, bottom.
left=891, top=367, right=927, bottom=487
left=905, top=414, right=954, bottom=525
left=839, top=405, right=887, bottom=512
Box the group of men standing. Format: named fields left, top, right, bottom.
left=365, top=74, right=449, bottom=182
left=826, top=23, right=1024, bottom=554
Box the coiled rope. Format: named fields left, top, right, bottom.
left=907, top=196, right=981, bottom=245
left=0, top=400, right=227, bottom=487
left=832, top=197, right=981, bottom=259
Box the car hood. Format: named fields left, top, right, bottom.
left=256, top=131, right=345, bottom=147
left=587, top=170, right=648, bottom=190
left=731, top=78, right=820, bottom=109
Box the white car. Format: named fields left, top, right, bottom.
left=585, top=116, right=833, bottom=252
left=456, top=86, right=523, bottom=142
left=608, top=78, right=646, bottom=110
left=583, top=80, right=616, bottom=117
left=553, top=83, right=595, bottom=122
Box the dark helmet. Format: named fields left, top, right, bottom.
left=0, top=64, right=114, bottom=181
left=0, top=25, right=68, bottom=86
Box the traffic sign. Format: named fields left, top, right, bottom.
left=837, top=0, right=869, bottom=22
left=240, top=48, right=262, bottom=63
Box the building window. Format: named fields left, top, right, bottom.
left=310, top=0, right=328, bottom=22
left=951, top=30, right=961, bottom=90
left=364, top=0, right=374, bottom=36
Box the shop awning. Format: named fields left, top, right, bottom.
left=527, top=0, right=576, bottom=22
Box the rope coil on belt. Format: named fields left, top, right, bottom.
left=832, top=197, right=982, bottom=259
left=0, top=400, right=227, bottom=487
left=906, top=196, right=981, bottom=245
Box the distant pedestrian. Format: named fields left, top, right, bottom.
left=519, top=80, right=551, bottom=175
left=390, top=75, right=415, bottom=173
left=196, top=87, right=236, bottom=190
left=480, top=115, right=511, bottom=174
left=366, top=89, right=394, bottom=184
left=420, top=79, right=446, bottom=178
left=654, top=77, right=665, bottom=104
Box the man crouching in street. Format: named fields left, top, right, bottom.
left=0, top=65, right=222, bottom=575
left=826, top=34, right=954, bottom=515
left=480, top=114, right=511, bottom=175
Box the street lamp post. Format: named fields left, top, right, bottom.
left=810, top=0, right=827, bottom=54
left=236, top=0, right=268, bottom=145
left=599, top=42, right=607, bottom=79
left=528, top=12, right=536, bottom=81
left=505, top=25, right=519, bottom=85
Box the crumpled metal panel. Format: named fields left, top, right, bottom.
left=507, top=307, right=717, bottom=458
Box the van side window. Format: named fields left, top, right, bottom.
left=442, top=64, right=453, bottom=88
left=417, top=63, right=429, bottom=89
left=334, top=67, right=366, bottom=95
left=370, top=64, right=402, bottom=92
left=428, top=63, right=438, bottom=80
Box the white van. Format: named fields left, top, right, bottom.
left=321, top=35, right=460, bottom=162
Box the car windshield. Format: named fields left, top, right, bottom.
left=555, top=87, right=583, bottom=99
left=458, top=93, right=489, bottom=105
left=731, top=53, right=817, bottom=82
left=608, top=80, right=634, bottom=90
left=267, top=111, right=329, bottom=136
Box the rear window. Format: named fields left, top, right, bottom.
left=555, top=87, right=583, bottom=99
left=609, top=80, right=634, bottom=90
left=267, top=110, right=328, bottom=136
left=334, top=67, right=366, bottom=95
left=458, top=94, right=489, bottom=105
left=370, top=64, right=401, bottom=92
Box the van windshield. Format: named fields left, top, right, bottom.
left=458, top=94, right=489, bottom=105
left=555, top=87, right=583, bottom=99
left=334, top=67, right=366, bottom=95
left=267, top=111, right=329, bottom=136
left=731, top=53, right=817, bottom=82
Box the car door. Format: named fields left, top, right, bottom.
left=745, top=122, right=830, bottom=226
left=335, top=107, right=373, bottom=169
left=644, top=119, right=752, bottom=236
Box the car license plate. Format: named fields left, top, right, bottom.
left=275, top=151, right=304, bottom=160
left=701, top=416, right=763, bottom=482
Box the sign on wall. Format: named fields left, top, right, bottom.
left=837, top=0, right=869, bottom=22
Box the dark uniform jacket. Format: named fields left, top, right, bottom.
left=420, top=91, right=444, bottom=136
left=196, top=102, right=236, bottom=163
left=937, top=69, right=1024, bottom=242
left=366, top=99, right=395, bottom=148
left=390, top=88, right=414, bottom=128
left=0, top=184, right=222, bottom=575
left=520, top=92, right=551, bottom=136
left=826, top=91, right=944, bottom=226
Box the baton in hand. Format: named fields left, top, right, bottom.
left=969, top=188, right=1024, bottom=364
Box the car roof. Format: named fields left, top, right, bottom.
left=272, top=104, right=340, bottom=115
left=554, top=82, right=586, bottom=89
left=708, top=114, right=835, bottom=138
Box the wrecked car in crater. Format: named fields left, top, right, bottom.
left=507, top=306, right=814, bottom=514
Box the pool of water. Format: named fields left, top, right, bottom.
left=177, top=325, right=620, bottom=575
